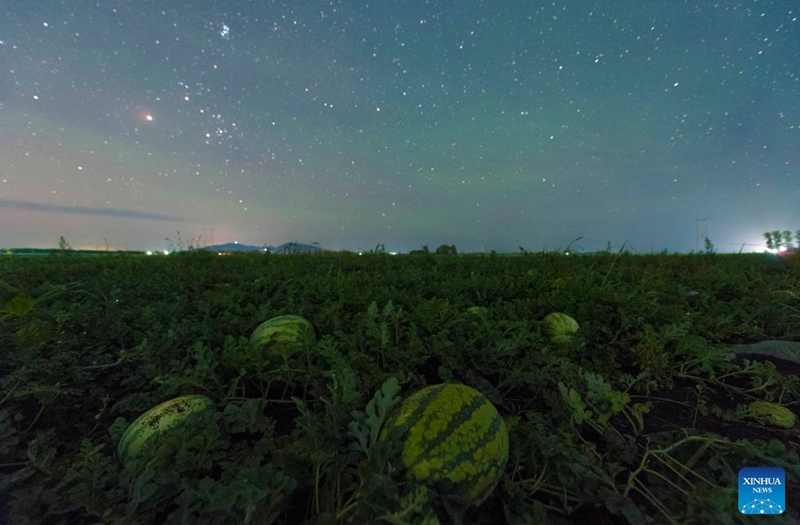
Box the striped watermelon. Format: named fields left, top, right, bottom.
left=249, top=314, right=316, bottom=360
left=542, top=312, right=579, bottom=343
left=380, top=383, right=509, bottom=506
left=118, top=394, right=214, bottom=463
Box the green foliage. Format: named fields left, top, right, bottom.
left=46, top=440, right=123, bottom=519
left=374, top=485, right=441, bottom=524
left=1, top=252, right=799, bottom=523
left=348, top=376, right=402, bottom=456
left=175, top=465, right=297, bottom=524
left=0, top=409, right=22, bottom=474
left=764, top=229, right=798, bottom=250
left=704, top=237, right=716, bottom=255
left=434, top=244, right=458, bottom=255
left=2, top=294, right=37, bottom=318
left=222, top=398, right=273, bottom=434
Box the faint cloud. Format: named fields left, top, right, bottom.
left=0, top=199, right=184, bottom=221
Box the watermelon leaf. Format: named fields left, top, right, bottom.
left=558, top=382, right=591, bottom=425
left=48, top=440, right=121, bottom=518
left=348, top=376, right=401, bottom=455
left=206, top=465, right=297, bottom=523
left=374, top=485, right=439, bottom=525
left=222, top=399, right=273, bottom=434
left=323, top=366, right=360, bottom=410
left=0, top=409, right=20, bottom=457
left=603, top=490, right=648, bottom=523
left=2, top=294, right=37, bottom=318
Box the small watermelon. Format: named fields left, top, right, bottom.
left=249, top=314, right=316, bottom=360
left=118, top=394, right=214, bottom=463
left=747, top=401, right=796, bottom=429
left=542, top=312, right=579, bottom=343
left=379, top=383, right=509, bottom=506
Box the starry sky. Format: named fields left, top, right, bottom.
left=2, top=1, right=799, bottom=253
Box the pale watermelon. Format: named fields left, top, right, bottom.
left=249, top=314, right=316, bottom=360
left=118, top=394, right=214, bottom=462
left=542, top=312, right=579, bottom=343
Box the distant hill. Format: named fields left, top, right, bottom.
left=202, top=242, right=263, bottom=253
left=271, top=242, right=323, bottom=254
left=203, top=242, right=323, bottom=254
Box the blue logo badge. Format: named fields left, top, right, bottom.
left=739, top=467, right=785, bottom=515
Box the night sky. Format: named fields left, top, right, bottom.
left=2, top=1, right=799, bottom=253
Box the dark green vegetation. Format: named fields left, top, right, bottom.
left=1, top=250, right=799, bottom=524
left=763, top=230, right=800, bottom=252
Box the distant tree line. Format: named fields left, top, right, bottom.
left=763, top=230, right=800, bottom=251
left=408, top=244, right=458, bottom=255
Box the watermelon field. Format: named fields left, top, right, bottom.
left=1, top=250, right=799, bottom=524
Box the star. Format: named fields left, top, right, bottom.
left=138, top=109, right=154, bottom=122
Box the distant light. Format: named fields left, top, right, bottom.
left=389, top=251, right=397, bottom=255
left=146, top=250, right=153, bottom=255
left=163, top=250, right=169, bottom=255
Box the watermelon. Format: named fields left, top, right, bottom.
left=379, top=383, right=509, bottom=506
left=118, top=394, right=214, bottom=462
left=542, top=312, right=579, bottom=343
left=747, top=401, right=796, bottom=429
left=249, top=314, right=316, bottom=360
